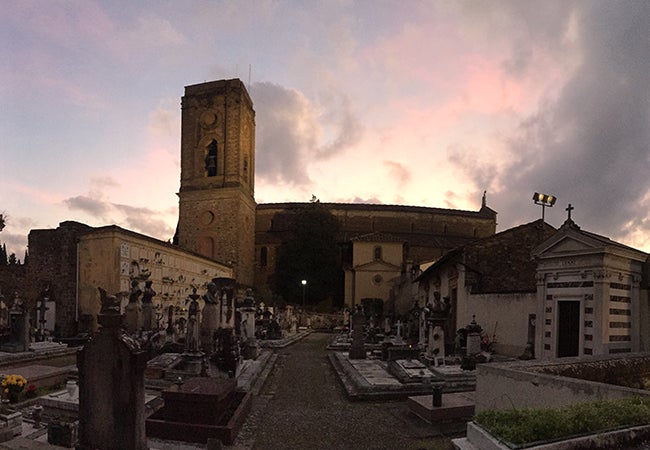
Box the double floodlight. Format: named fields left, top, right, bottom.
left=533, top=192, right=557, bottom=207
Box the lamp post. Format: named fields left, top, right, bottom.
left=301, top=279, right=307, bottom=310
left=533, top=192, right=557, bottom=221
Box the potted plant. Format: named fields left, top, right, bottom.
left=1, top=375, right=27, bottom=403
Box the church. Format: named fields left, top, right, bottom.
left=172, top=79, right=498, bottom=309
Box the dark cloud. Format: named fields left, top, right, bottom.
left=63, top=195, right=111, bottom=217
left=383, top=161, right=411, bottom=187
left=349, top=196, right=383, bottom=204
left=113, top=203, right=175, bottom=240
left=455, top=3, right=650, bottom=241
left=251, top=82, right=317, bottom=186
left=63, top=196, right=174, bottom=241
left=314, top=95, right=363, bottom=159
left=251, top=81, right=363, bottom=188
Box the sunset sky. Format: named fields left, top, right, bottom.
left=2, top=1, right=650, bottom=259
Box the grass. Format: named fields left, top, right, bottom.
left=474, top=396, right=650, bottom=447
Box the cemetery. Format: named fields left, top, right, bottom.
left=1, top=79, right=650, bottom=448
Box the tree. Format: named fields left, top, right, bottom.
left=0, top=243, right=6, bottom=266
left=23, top=250, right=29, bottom=266
left=8, top=253, right=17, bottom=266
left=274, top=202, right=341, bottom=307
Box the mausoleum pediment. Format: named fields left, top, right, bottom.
left=354, top=260, right=401, bottom=271
left=541, top=235, right=601, bottom=255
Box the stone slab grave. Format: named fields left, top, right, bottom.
left=146, top=376, right=252, bottom=445
left=144, top=353, right=184, bottom=379
left=429, top=364, right=477, bottom=392
left=0, top=364, right=74, bottom=389
left=40, top=382, right=158, bottom=419
left=387, top=359, right=438, bottom=384
left=408, top=391, right=475, bottom=423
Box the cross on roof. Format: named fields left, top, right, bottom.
left=566, top=203, right=574, bottom=221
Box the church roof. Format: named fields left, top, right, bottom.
left=257, top=201, right=497, bottom=218
left=417, top=219, right=557, bottom=293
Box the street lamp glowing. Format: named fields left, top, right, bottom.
left=301, top=279, right=307, bottom=310
left=533, top=192, right=557, bottom=221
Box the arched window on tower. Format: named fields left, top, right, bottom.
left=373, top=245, right=382, bottom=261
left=205, top=140, right=218, bottom=177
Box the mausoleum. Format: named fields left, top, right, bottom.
left=533, top=206, right=650, bottom=359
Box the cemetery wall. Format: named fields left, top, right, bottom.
left=28, top=221, right=92, bottom=337
left=459, top=292, right=537, bottom=357
left=78, top=225, right=233, bottom=331
left=475, top=357, right=650, bottom=413
left=27, top=221, right=234, bottom=337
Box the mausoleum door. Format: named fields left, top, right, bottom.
left=557, top=300, right=580, bottom=357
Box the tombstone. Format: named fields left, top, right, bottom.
left=239, top=289, right=258, bottom=359
left=465, top=316, right=482, bottom=356
left=384, top=317, right=391, bottom=335
left=348, top=307, right=367, bottom=359
left=141, top=280, right=156, bottom=331
left=165, top=305, right=175, bottom=342
left=212, top=328, right=238, bottom=376
left=290, top=315, right=298, bottom=334
left=394, top=320, right=405, bottom=345
left=125, top=280, right=143, bottom=333
left=185, top=289, right=201, bottom=354
left=418, top=309, right=427, bottom=349
left=212, top=278, right=236, bottom=329
left=201, top=283, right=219, bottom=353
left=427, top=325, right=445, bottom=367
left=77, top=287, right=147, bottom=450
left=1, top=292, right=29, bottom=353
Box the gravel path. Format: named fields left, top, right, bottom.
left=233, top=333, right=460, bottom=450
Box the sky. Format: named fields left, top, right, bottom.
left=2, top=1, right=650, bottom=260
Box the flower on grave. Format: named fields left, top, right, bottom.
left=1, top=374, right=27, bottom=402
left=25, top=384, right=37, bottom=398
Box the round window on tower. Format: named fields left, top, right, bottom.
left=373, top=274, right=383, bottom=285
left=200, top=210, right=215, bottom=226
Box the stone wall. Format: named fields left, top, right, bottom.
left=475, top=355, right=650, bottom=413
left=28, top=221, right=92, bottom=337
left=459, top=292, right=537, bottom=357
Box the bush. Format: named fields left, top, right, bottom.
left=475, top=397, right=650, bottom=446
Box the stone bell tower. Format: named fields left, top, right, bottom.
left=175, top=79, right=256, bottom=286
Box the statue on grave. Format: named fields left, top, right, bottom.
left=10, top=292, right=23, bottom=311
left=141, top=280, right=156, bottom=304
left=203, top=282, right=218, bottom=304
left=185, top=288, right=201, bottom=352
left=98, top=287, right=120, bottom=315
left=242, top=288, right=255, bottom=308
left=128, top=280, right=142, bottom=304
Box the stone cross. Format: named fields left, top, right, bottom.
left=566, top=203, right=574, bottom=220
